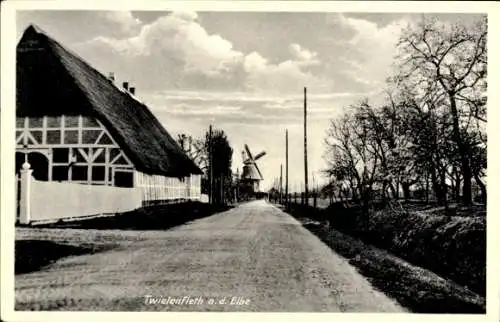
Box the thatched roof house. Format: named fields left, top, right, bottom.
left=17, top=24, right=202, bottom=178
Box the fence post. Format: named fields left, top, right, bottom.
left=19, top=162, right=33, bottom=225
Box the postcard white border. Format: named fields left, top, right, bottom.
left=1, top=1, right=499, bottom=322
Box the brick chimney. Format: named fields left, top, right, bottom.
left=129, top=87, right=136, bottom=95
left=122, top=82, right=129, bottom=91
left=108, top=72, right=115, bottom=82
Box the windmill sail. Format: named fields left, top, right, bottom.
left=244, top=144, right=253, bottom=162
left=254, top=151, right=266, bottom=160
left=254, top=162, right=263, bottom=180
left=241, top=144, right=265, bottom=181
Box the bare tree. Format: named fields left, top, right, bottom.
left=177, top=133, right=208, bottom=172
left=325, top=104, right=380, bottom=220
left=394, top=16, right=487, bottom=205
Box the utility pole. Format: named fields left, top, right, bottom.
left=304, top=87, right=309, bottom=205
left=209, top=124, right=213, bottom=205
left=313, top=172, right=317, bottom=208
left=285, top=129, right=288, bottom=206
left=279, top=164, right=283, bottom=204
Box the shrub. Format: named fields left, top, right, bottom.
left=290, top=201, right=486, bottom=296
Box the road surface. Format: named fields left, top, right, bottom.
left=15, top=200, right=405, bottom=312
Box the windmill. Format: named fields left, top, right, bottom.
left=240, top=144, right=266, bottom=194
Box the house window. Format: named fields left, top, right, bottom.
left=114, top=170, right=133, bottom=188
left=52, top=165, right=68, bottom=181
left=46, top=130, right=61, bottom=144
left=53, top=148, right=69, bottom=163
left=72, top=165, right=88, bottom=181
left=91, top=166, right=105, bottom=181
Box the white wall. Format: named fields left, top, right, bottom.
left=30, top=180, right=142, bottom=222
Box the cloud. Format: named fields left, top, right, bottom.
left=141, top=89, right=362, bottom=129
left=81, top=11, right=330, bottom=94
left=170, top=11, right=199, bottom=21
left=243, top=50, right=330, bottom=93
left=288, top=43, right=320, bottom=67
left=327, top=13, right=409, bottom=88
left=98, top=11, right=142, bottom=35
left=85, top=11, right=244, bottom=77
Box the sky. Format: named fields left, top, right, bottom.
left=16, top=11, right=484, bottom=191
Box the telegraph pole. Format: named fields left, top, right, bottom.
left=285, top=129, right=289, bottom=206
left=209, top=124, right=213, bottom=205
left=279, top=164, right=283, bottom=204
left=304, top=87, right=309, bottom=205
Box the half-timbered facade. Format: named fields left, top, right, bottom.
left=16, top=115, right=134, bottom=186
left=16, top=24, right=203, bottom=205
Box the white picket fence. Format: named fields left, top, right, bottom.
left=135, top=172, right=202, bottom=205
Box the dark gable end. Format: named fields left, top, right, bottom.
left=17, top=24, right=203, bottom=177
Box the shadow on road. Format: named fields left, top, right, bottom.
left=16, top=202, right=234, bottom=275
left=15, top=240, right=115, bottom=275
left=33, top=202, right=233, bottom=231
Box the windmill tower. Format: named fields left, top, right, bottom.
left=240, top=144, right=266, bottom=196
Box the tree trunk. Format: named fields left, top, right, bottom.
left=440, top=167, right=448, bottom=209
left=449, top=93, right=473, bottom=205
left=215, top=177, right=220, bottom=205
left=389, top=182, right=398, bottom=200
left=432, top=168, right=445, bottom=205
left=425, top=172, right=429, bottom=203
left=462, top=168, right=472, bottom=205
left=381, top=181, right=388, bottom=201
left=454, top=168, right=461, bottom=203
left=402, top=182, right=411, bottom=200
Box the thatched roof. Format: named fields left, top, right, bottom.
left=17, top=24, right=202, bottom=177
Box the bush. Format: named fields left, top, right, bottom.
left=287, top=201, right=486, bottom=296
left=361, top=209, right=485, bottom=296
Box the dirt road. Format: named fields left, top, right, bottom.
left=15, top=200, right=405, bottom=312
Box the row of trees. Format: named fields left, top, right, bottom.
left=324, top=16, right=487, bottom=209
left=177, top=128, right=234, bottom=205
